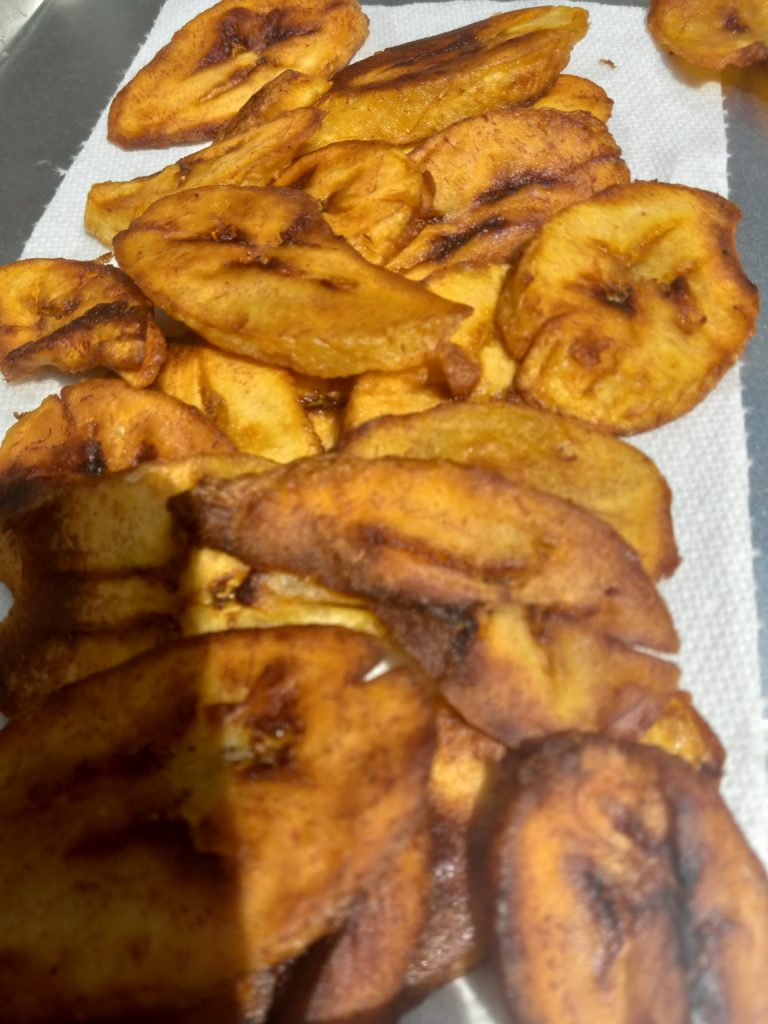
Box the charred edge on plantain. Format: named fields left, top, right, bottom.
left=197, top=8, right=321, bottom=70
left=426, top=216, right=510, bottom=262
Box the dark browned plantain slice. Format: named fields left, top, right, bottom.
left=107, top=0, right=368, bottom=147
left=274, top=140, right=433, bottom=265
left=0, top=627, right=434, bottom=1022
left=113, top=185, right=469, bottom=378
left=498, top=180, right=759, bottom=434
left=648, top=0, right=768, bottom=67
left=270, top=825, right=432, bottom=1024
left=0, top=378, right=234, bottom=487
left=309, top=6, right=589, bottom=148
left=86, top=107, right=322, bottom=247
left=492, top=732, right=768, bottom=1024
left=173, top=454, right=677, bottom=655
left=0, top=258, right=166, bottom=387
left=341, top=401, right=678, bottom=580
left=388, top=108, right=628, bottom=277
left=0, top=453, right=273, bottom=714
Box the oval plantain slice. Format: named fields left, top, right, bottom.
left=107, top=0, right=368, bottom=148
left=172, top=453, right=678, bottom=654
left=86, top=106, right=323, bottom=247
left=113, top=185, right=470, bottom=378
left=492, top=732, right=768, bottom=1024
left=388, top=108, right=629, bottom=277
left=648, top=0, right=768, bottom=67
left=0, top=378, right=234, bottom=487
left=498, top=180, right=759, bottom=434
left=0, top=258, right=166, bottom=387
left=0, top=627, right=435, bottom=1022
left=341, top=401, right=679, bottom=581
left=274, top=140, right=433, bottom=265
left=309, top=5, right=589, bottom=148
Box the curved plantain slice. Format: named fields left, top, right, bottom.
left=499, top=180, right=759, bottom=434
left=388, top=108, right=629, bottom=277
left=215, top=68, right=332, bottom=140
left=0, top=627, right=435, bottom=1022
left=532, top=72, right=614, bottom=121
left=155, top=340, right=322, bottom=461
left=173, top=454, right=678, bottom=654
left=0, top=378, right=234, bottom=487
left=275, top=140, right=433, bottom=265
left=113, top=185, right=469, bottom=378
left=107, top=0, right=368, bottom=147
left=309, top=6, right=589, bottom=149
left=0, top=258, right=166, bottom=387
left=492, top=732, right=768, bottom=1024
left=341, top=401, right=679, bottom=581
left=648, top=0, right=768, bottom=67
left=86, top=106, right=322, bottom=247
left=0, top=453, right=273, bottom=714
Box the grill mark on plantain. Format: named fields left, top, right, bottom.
left=197, top=8, right=321, bottom=70
left=426, top=215, right=510, bottom=263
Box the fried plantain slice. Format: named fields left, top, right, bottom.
left=86, top=107, right=322, bottom=247
left=377, top=604, right=679, bottom=747
left=648, top=0, right=768, bottom=67
left=155, top=341, right=322, bottom=461
left=0, top=453, right=273, bottom=713
left=0, top=258, right=166, bottom=387
left=173, top=454, right=678, bottom=654
left=215, top=69, right=332, bottom=140
left=107, top=0, right=368, bottom=147
left=341, top=401, right=678, bottom=580
left=388, top=108, right=629, bottom=277
left=640, top=690, right=725, bottom=775
left=113, top=185, right=469, bottom=378
left=532, top=72, right=614, bottom=121
left=499, top=180, right=759, bottom=434
left=0, top=378, right=234, bottom=486
left=271, top=825, right=432, bottom=1024
left=0, top=627, right=435, bottom=1022
left=274, top=140, right=433, bottom=265
left=492, top=732, right=768, bottom=1024
left=309, top=6, right=589, bottom=149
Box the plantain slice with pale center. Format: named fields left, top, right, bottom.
left=0, top=258, right=166, bottom=387
left=310, top=5, right=589, bottom=148
left=498, top=180, right=759, bottom=434
left=0, top=626, right=434, bottom=1022
left=107, top=0, right=368, bottom=147
left=492, top=732, right=768, bottom=1024
left=648, top=0, right=768, bottom=67
left=113, top=185, right=470, bottom=378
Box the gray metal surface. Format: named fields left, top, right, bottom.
left=0, top=0, right=766, bottom=718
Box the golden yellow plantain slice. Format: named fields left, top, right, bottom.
left=0, top=378, right=234, bottom=487
left=499, top=180, right=759, bottom=434
left=174, top=454, right=678, bottom=654
left=389, top=108, right=629, bottom=277
left=156, top=341, right=322, bottom=461
left=114, top=185, right=470, bottom=378
left=640, top=690, right=725, bottom=775
left=309, top=6, right=589, bottom=148
left=0, top=258, right=165, bottom=387
left=341, top=401, right=678, bottom=580
left=107, top=0, right=368, bottom=147
left=86, top=107, right=322, bottom=247
left=492, top=733, right=768, bottom=1024
left=275, top=140, right=433, bottom=265
left=215, top=68, right=332, bottom=139
left=15, top=384, right=205, bottom=479
left=648, top=0, right=768, bottom=67
left=532, top=72, right=614, bottom=121
left=0, top=627, right=435, bottom=1021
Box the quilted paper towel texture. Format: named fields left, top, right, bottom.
left=0, top=11, right=764, bottom=1016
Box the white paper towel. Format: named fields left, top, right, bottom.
left=1, top=3, right=766, bottom=1018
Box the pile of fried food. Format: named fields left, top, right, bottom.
left=0, top=1, right=767, bottom=1021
